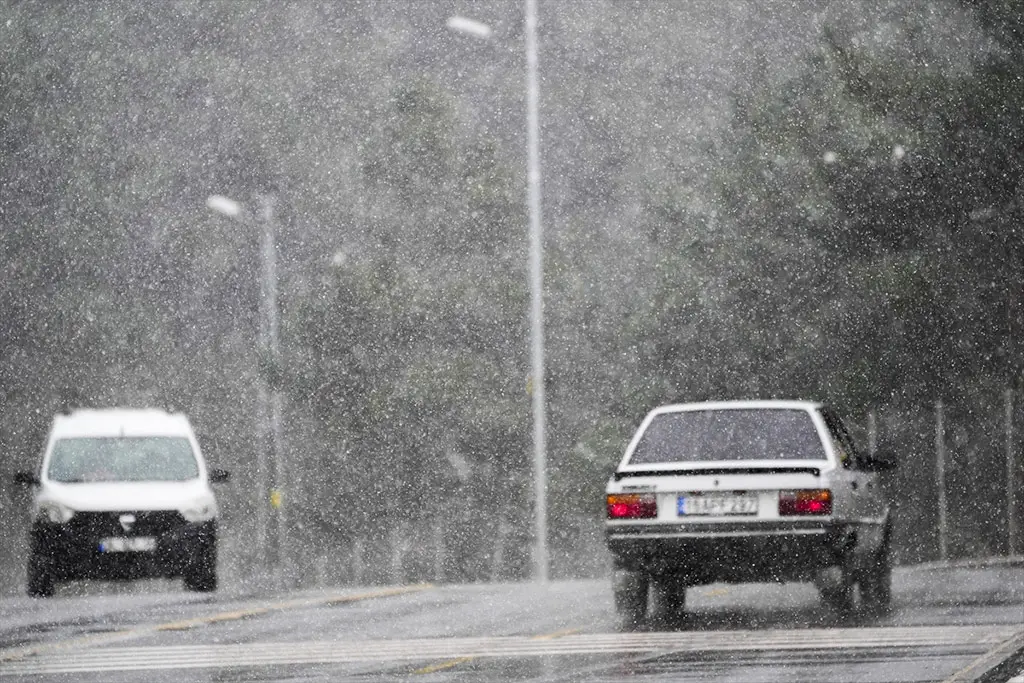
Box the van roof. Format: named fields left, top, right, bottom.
left=50, top=409, right=195, bottom=439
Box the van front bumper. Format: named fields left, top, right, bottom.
left=30, top=512, right=216, bottom=581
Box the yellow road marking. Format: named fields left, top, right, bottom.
left=0, top=583, right=433, bottom=663
left=706, top=587, right=730, bottom=597
left=159, top=584, right=435, bottom=631
left=413, top=656, right=475, bottom=674
left=532, top=627, right=580, bottom=640
left=156, top=607, right=271, bottom=631
left=412, top=626, right=579, bottom=675
left=322, top=584, right=433, bottom=607
left=152, top=585, right=433, bottom=632
left=207, top=607, right=271, bottom=622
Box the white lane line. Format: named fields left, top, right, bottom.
left=2, top=625, right=1020, bottom=676
left=12, top=624, right=1017, bottom=660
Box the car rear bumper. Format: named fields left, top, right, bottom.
left=31, top=518, right=216, bottom=581
left=606, top=520, right=857, bottom=584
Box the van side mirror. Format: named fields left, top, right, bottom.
left=209, top=468, right=230, bottom=484
left=14, top=471, right=40, bottom=486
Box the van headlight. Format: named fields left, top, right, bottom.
left=37, top=501, right=75, bottom=524
left=180, top=499, right=217, bottom=522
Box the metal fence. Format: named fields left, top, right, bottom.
left=856, top=390, right=1022, bottom=565
left=315, top=391, right=1024, bottom=584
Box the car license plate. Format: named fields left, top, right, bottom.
left=99, top=537, right=156, bottom=553
left=678, top=493, right=758, bottom=516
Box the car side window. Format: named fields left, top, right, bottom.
left=821, top=409, right=861, bottom=470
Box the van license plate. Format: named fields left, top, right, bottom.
left=678, top=494, right=758, bottom=516
left=100, top=537, right=156, bottom=553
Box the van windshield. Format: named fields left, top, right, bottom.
left=628, top=409, right=828, bottom=465
left=47, top=437, right=199, bottom=482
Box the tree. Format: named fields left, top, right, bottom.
left=288, top=80, right=531, bottom=582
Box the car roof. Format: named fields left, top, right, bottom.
left=649, top=400, right=823, bottom=415
left=50, top=409, right=195, bottom=439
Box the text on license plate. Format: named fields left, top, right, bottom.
left=99, top=537, right=156, bottom=553
left=678, top=494, right=758, bottom=516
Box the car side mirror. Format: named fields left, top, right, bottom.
left=209, top=468, right=230, bottom=484
left=859, top=451, right=897, bottom=473
left=14, top=471, right=40, bottom=486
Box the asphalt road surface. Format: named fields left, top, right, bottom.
left=1, top=562, right=1022, bottom=682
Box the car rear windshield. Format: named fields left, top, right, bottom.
left=628, top=408, right=828, bottom=465
left=47, top=437, right=199, bottom=482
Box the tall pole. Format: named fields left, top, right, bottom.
left=867, top=410, right=877, bottom=456
left=253, top=379, right=270, bottom=568
left=525, top=0, right=548, bottom=583
left=1007, top=388, right=1019, bottom=556
left=257, top=194, right=286, bottom=588
left=936, top=400, right=948, bottom=562
left=206, top=194, right=273, bottom=577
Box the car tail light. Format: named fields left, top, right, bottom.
left=607, top=493, right=657, bottom=519
left=779, top=489, right=832, bottom=516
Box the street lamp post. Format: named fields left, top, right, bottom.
left=205, top=193, right=286, bottom=587
left=448, top=1, right=548, bottom=582
left=524, top=0, right=548, bottom=585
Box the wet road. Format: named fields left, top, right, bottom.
left=0, top=562, right=1022, bottom=682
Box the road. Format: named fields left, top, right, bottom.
left=0, top=563, right=1022, bottom=682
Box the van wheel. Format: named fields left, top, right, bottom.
left=613, top=570, right=649, bottom=629
left=184, top=542, right=218, bottom=592
left=27, top=554, right=55, bottom=598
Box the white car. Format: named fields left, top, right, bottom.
left=605, top=400, right=896, bottom=625
left=14, top=408, right=228, bottom=597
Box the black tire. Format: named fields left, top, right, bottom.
left=860, top=536, right=892, bottom=615
left=613, top=570, right=649, bottom=629
left=652, top=578, right=687, bottom=617
left=820, top=563, right=855, bottom=615
left=183, top=540, right=218, bottom=592
left=27, top=553, right=55, bottom=598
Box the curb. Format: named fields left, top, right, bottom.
left=945, top=631, right=1024, bottom=683
left=908, top=555, right=1024, bottom=572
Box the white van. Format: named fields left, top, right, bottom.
left=14, top=408, right=228, bottom=596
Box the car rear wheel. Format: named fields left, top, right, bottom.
left=27, top=553, right=55, bottom=598
left=860, top=536, right=892, bottom=615
left=613, top=570, right=649, bottom=629
left=819, top=563, right=855, bottom=615
left=652, top=578, right=687, bottom=618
